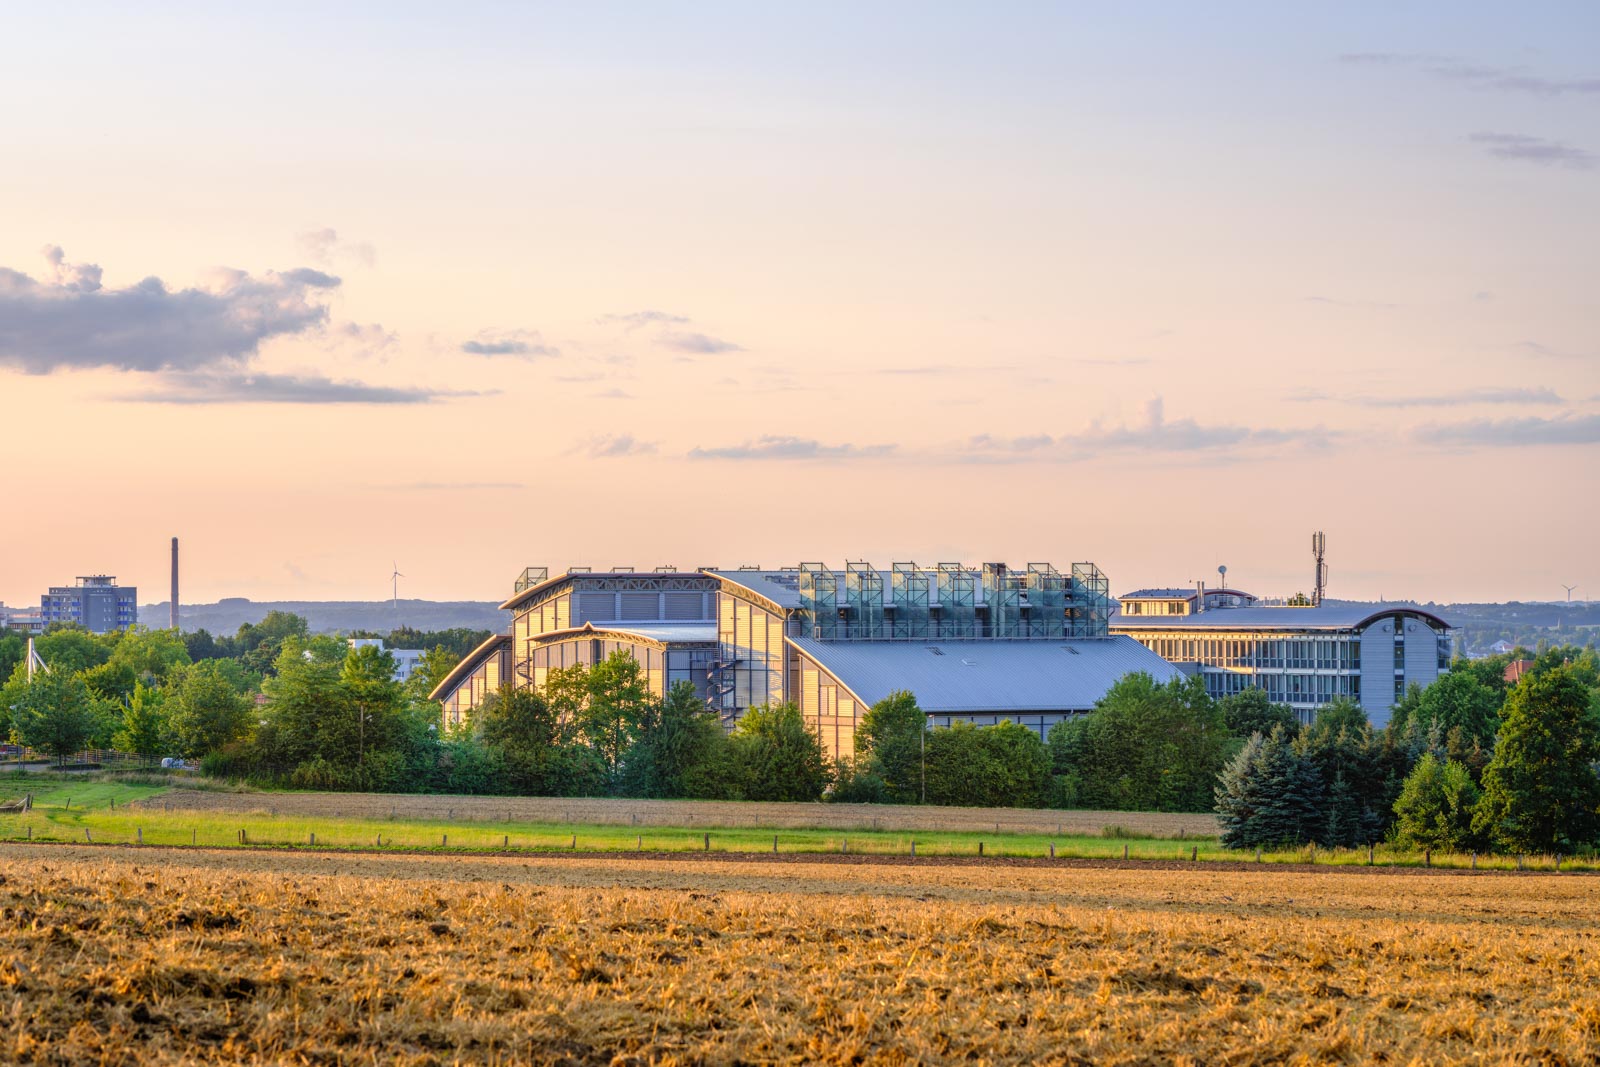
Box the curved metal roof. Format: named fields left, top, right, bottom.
left=787, top=635, right=1182, bottom=714
left=1110, top=603, right=1452, bottom=632
left=426, top=633, right=510, bottom=702
left=525, top=621, right=718, bottom=649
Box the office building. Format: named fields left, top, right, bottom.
left=432, top=561, right=1180, bottom=758
left=39, top=575, right=138, bottom=633
left=1110, top=586, right=1452, bottom=727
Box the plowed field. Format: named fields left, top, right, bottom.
left=2, top=843, right=1596, bottom=1065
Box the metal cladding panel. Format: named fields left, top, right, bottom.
left=1403, top=617, right=1444, bottom=697
left=575, top=592, right=615, bottom=623
left=620, top=592, right=659, bottom=620
left=1356, top=617, right=1396, bottom=722
left=786, top=635, right=1183, bottom=713
left=664, top=592, right=706, bottom=620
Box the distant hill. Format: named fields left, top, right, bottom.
left=141, top=599, right=507, bottom=636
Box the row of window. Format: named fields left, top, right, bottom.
left=1141, top=634, right=1361, bottom=671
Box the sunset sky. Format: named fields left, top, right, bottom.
left=2, top=3, right=1596, bottom=609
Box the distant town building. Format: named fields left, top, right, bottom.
left=4, top=608, right=44, bottom=633
left=347, top=638, right=427, bottom=683
left=1110, top=587, right=1452, bottom=728
left=1489, top=640, right=1516, bottom=655
left=39, top=576, right=137, bottom=633
left=432, top=561, right=1179, bottom=758
left=1503, top=659, right=1535, bottom=685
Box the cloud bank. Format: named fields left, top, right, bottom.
left=127, top=372, right=486, bottom=405
left=1415, top=413, right=1600, bottom=447
left=1469, top=132, right=1595, bottom=170
left=689, top=435, right=892, bottom=461
left=0, top=247, right=340, bottom=374
left=1340, top=53, right=1600, bottom=97
left=461, top=329, right=560, bottom=358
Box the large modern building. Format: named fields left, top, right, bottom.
left=432, top=561, right=1181, bottom=757
left=1110, top=585, right=1452, bottom=727
left=40, top=575, right=138, bottom=633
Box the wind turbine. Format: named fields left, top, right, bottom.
left=391, top=562, right=404, bottom=612
left=1563, top=584, right=1577, bottom=604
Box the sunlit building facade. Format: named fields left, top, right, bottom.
left=432, top=561, right=1180, bottom=758
left=1110, top=588, right=1452, bottom=728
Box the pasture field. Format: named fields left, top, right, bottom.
left=1, top=844, right=1597, bottom=1065
left=1, top=777, right=1590, bottom=871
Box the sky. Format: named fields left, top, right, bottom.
left=1, top=2, right=1596, bottom=608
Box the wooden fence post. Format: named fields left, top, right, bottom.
left=1049, top=842, right=1055, bottom=860
left=85, top=828, right=92, bottom=843
left=1191, top=846, right=1198, bottom=862
left=637, top=835, right=642, bottom=851
left=1367, top=843, right=1374, bottom=866
left=772, top=835, right=778, bottom=855
left=1424, top=849, right=1430, bottom=868
left=703, top=832, right=710, bottom=852
left=442, top=834, right=448, bottom=847
left=1122, top=844, right=1128, bottom=861
left=136, top=827, right=142, bottom=845
left=910, top=839, right=916, bottom=857
left=570, top=834, right=577, bottom=851
left=978, top=841, right=984, bottom=857
left=1255, top=846, right=1262, bottom=863
left=1470, top=852, right=1477, bottom=870
left=503, top=835, right=508, bottom=849
left=310, top=832, right=316, bottom=847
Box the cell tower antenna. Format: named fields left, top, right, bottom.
left=391, top=562, right=404, bottom=612
left=1312, top=532, right=1328, bottom=607
left=1563, top=583, right=1577, bottom=604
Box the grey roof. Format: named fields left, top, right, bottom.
left=1120, top=587, right=1195, bottom=600
left=786, top=635, right=1182, bottom=714
left=706, top=570, right=803, bottom=609
left=1111, top=603, right=1452, bottom=632
left=531, top=622, right=718, bottom=646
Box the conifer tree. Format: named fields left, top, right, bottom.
left=1473, top=667, right=1600, bottom=852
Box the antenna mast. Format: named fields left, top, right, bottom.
left=1312, top=532, right=1327, bottom=607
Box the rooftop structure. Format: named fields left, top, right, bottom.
left=434, top=559, right=1176, bottom=757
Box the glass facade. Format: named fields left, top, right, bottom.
left=713, top=591, right=787, bottom=724
left=795, top=561, right=1110, bottom=641
left=1116, top=610, right=1449, bottom=726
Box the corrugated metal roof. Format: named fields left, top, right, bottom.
left=527, top=622, right=718, bottom=646
left=787, top=635, right=1182, bottom=713
left=1111, top=603, right=1452, bottom=631
left=707, top=570, right=803, bottom=609
left=589, top=623, right=718, bottom=645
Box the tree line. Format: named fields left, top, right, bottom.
left=1218, top=648, right=1600, bottom=855
left=6, top=618, right=1598, bottom=854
